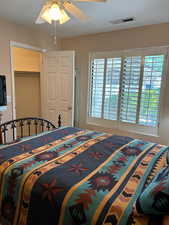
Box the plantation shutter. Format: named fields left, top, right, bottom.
left=139, top=55, right=165, bottom=127
left=89, top=49, right=166, bottom=132
left=103, top=58, right=121, bottom=120
left=120, top=56, right=142, bottom=123
left=90, top=58, right=105, bottom=118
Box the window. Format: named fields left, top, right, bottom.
left=88, top=49, right=166, bottom=134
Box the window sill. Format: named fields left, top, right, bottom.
left=87, top=117, right=159, bottom=138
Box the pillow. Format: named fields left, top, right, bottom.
left=136, top=165, right=169, bottom=215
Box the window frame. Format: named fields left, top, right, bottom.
left=87, top=47, right=168, bottom=137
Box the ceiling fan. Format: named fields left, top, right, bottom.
left=35, top=0, right=106, bottom=25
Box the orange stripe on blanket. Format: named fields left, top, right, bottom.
left=0, top=130, right=86, bottom=187
left=58, top=140, right=136, bottom=225
left=15, top=133, right=111, bottom=225
left=109, top=205, right=123, bottom=218
left=102, top=144, right=165, bottom=225
left=0, top=130, right=91, bottom=223
left=91, top=143, right=154, bottom=225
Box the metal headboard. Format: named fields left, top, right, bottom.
left=0, top=115, right=62, bottom=144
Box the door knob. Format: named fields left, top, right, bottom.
left=68, top=106, right=72, bottom=110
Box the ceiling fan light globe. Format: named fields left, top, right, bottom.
left=59, top=9, right=70, bottom=24
left=41, top=9, right=52, bottom=24
left=49, top=3, right=61, bottom=21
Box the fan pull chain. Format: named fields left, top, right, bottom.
left=54, top=20, right=57, bottom=45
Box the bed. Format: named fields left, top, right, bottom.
left=0, top=117, right=168, bottom=225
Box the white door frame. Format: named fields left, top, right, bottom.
left=10, top=41, right=45, bottom=120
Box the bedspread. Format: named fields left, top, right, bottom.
left=0, top=127, right=168, bottom=225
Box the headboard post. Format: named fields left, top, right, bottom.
left=58, top=114, right=61, bottom=128
left=0, top=113, right=3, bottom=144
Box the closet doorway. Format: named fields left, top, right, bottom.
left=11, top=46, right=42, bottom=119
left=14, top=71, right=40, bottom=118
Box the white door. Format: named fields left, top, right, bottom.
left=41, top=51, right=75, bottom=127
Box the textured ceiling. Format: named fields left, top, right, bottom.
left=0, top=0, right=169, bottom=38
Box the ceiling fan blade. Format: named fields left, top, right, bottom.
left=75, top=0, right=106, bottom=2
left=59, top=9, right=70, bottom=24
left=63, top=1, right=88, bottom=21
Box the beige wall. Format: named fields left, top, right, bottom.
left=60, top=22, right=169, bottom=145
left=0, top=17, right=58, bottom=124
left=12, top=47, right=41, bottom=72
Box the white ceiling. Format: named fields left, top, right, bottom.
left=0, top=0, right=169, bottom=38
